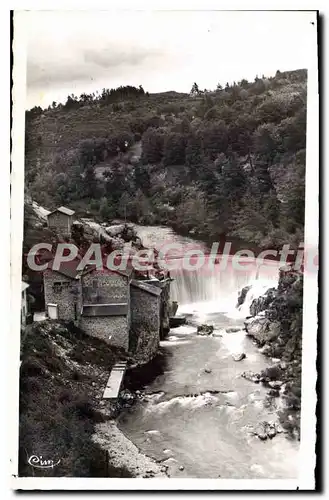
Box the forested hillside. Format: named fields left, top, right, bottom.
left=25, top=69, right=307, bottom=249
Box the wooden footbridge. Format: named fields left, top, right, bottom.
left=102, top=361, right=127, bottom=400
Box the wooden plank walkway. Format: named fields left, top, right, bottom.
left=102, top=361, right=127, bottom=400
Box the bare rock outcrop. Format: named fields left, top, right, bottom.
left=245, top=316, right=281, bottom=345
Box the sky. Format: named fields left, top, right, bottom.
left=22, top=10, right=316, bottom=109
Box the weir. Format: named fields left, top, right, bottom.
left=170, top=257, right=279, bottom=309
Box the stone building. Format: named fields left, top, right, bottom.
left=42, top=206, right=172, bottom=357
left=80, top=268, right=131, bottom=350
left=43, top=262, right=132, bottom=350
left=130, top=279, right=162, bottom=362
left=47, top=206, right=75, bottom=236
left=43, top=260, right=85, bottom=322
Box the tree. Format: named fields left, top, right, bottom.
left=204, top=106, right=219, bottom=121
left=83, top=165, right=98, bottom=199
left=190, top=82, right=200, bottom=96
left=64, top=95, right=80, bottom=110
left=132, top=189, right=153, bottom=224
left=239, top=79, right=249, bottom=89
left=230, top=192, right=273, bottom=245
left=175, top=187, right=209, bottom=233
left=117, top=192, right=134, bottom=220
left=185, top=134, right=203, bottom=167
left=253, top=123, right=279, bottom=159
left=163, top=133, right=186, bottom=166
left=134, top=163, right=151, bottom=194
left=141, top=128, right=165, bottom=164
left=253, top=158, right=273, bottom=194
left=219, top=153, right=247, bottom=204
left=200, top=121, right=228, bottom=160
left=104, top=161, right=127, bottom=204
left=99, top=197, right=114, bottom=221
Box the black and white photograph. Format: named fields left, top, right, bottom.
left=10, top=5, right=318, bottom=490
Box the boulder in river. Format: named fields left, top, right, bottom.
left=226, top=326, right=242, bottom=333
left=241, top=371, right=262, bottom=383
left=268, top=388, right=280, bottom=397
left=253, top=421, right=278, bottom=440
left=232, top=352, right=246, bottom=362
left=255, top=423, right=268, bottom=440
left=259, top=344, right=272, bottom=356
left=119, top=389, right=135, bottom=407
left=268, top=380, right=284, bottom=390
left=197, top=324, right=214, bottom=336
left=245, top=316, right=281, bottom=345
left=236, top=285, right=251, bottom=307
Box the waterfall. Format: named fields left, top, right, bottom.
left=170, top=256, right=279, bottom=317
left=133, top=224, right=280, bottom=318
left=236, top=280, right=276, bottom=318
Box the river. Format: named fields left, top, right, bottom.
left=118, top=226, right=299, bottom=479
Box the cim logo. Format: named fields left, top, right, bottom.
left=28, top=455, right=61, bottom=469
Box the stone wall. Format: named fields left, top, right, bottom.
left=159, top=279, right=171, bottom=339
left=79, top=315, right=129, bottom=350
left=144, top=278, right=171, bottom=339
left=43, top=269, right=81, bottom=321
left=130, top=284, right=160, bottom=363
left=81, top=270, right=129, bottom=304
left=47, top=212, right=72, bottom=235
left=79, top=270, right=130, bottom=350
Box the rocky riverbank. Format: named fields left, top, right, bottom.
left=92, top=353, right=170, bottom=478
left=241, top=268, right=303, bottom=438
left=92, top=420, right=166, bottom=478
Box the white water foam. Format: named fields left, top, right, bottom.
left=226, top=277, right=278, bottom=320
left=219, top=329, right=246, bottom=355
left=146, top=393, right=219, bottom=414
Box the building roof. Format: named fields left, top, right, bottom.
left=46, top=259, right=132, bottom=280
left=21, top=281, right=29, bottom=292
left=48, top=206, right=75, bottom=217
left=130, top=279, right=162, bottom=297
left=82, top=303, right=128, bottom=317
left=47, top=259, right=93, bottom=280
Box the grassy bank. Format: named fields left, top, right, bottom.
left=19, top=320, right=132, bottom=477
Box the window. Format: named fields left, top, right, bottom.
left=53, top=281, right=70, bottom=293
left=53, top=282, right=62, bottom=293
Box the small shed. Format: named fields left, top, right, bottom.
left=47, top=206, right=75, bottom=235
